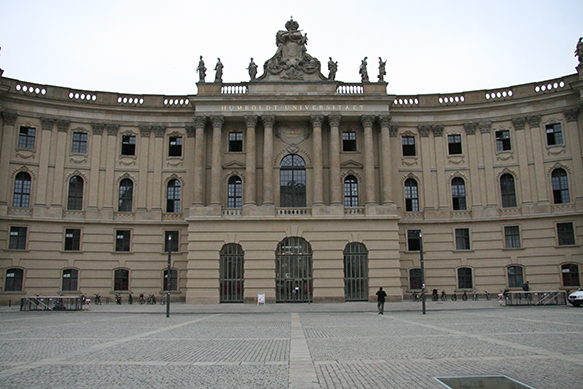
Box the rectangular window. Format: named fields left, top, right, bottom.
left=121, top=135, right=136, bottom=156
left=504, top=226, right=521, bottom=249
left=165, top=231, right=179, bottom=252
left=407, top=230, right=421, bottom=251
left=455, top=228, right=470, bottom=250
left=402, top=136, right=416, bottom=156
left=9, top=227, right=27, bottom=250
left=546, top=123, right=563, bottom=146
left=115, top=230, right=131, bottom=252
left=448, top=134, right=462, bottom=155
left=168, top=136, right=183, bottom=157
left=64, top=228, right=81, bottom=251
left=228, top=132, right=243, bottom=152
left=18, top=126, right=36, bottom=149
left=72, top=132, right=88, bottom=154
left=557, top=222, right=575, bottom=246
left=496, top=130, right=511, bottom=151
left=342, top=131, right=357, bottom=152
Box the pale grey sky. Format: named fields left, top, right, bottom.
left=1, top=0, right=581, bottom=96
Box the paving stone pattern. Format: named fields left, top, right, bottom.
left=0, top=303, right=582, bottom=388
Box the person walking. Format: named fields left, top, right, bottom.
left=522, top=281, right=530, bottom=300
left=376, top=287, right=387, bottom=315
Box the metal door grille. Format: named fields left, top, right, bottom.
left=220, top=244, right=244, bottom=303
left=343, top=242, right=368, bottom=301
left=276, top=237, right=312, bottom=303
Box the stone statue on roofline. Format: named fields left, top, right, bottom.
left=328, top=57, right=338, bottom=80
left=378, top=57, right=387, bottom=82
left=197, top=56, right=206, bottom=82
left=257, top=18, right=326, bottom=82
left=214, top=58, right=223, bottom=83
left=248, top=58, right=258, bottom=80
left=576, top=37, right=583, bottom=65
left=359, top=57, right=369, bottom=82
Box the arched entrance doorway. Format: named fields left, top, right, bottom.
left=343, top=242, right=368, bottom=301
left=275, top=237, right=312, bottom=302
left=220, top=243, right=244, bottom=303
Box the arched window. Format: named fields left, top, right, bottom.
left=500, top=173, right=516, bottom=208
left=118, top=178, right=134, bottom=212
left=562, top=264, right=580, bottom=287
left=276, top=237, right=312, bottom=302
left=343, top=242, right=368, bottom=301
left=344, top=175, right=359, bottom=207
left=67, top=176, right=84, bottom=210
left=551, top=168, right=570, bottom=204
left=5, top=268, right=24, bottom=292
left=62, top=269, right=79, bottom=291
left=114, top=269, right=129, bottom=291
left=163, top=269, right=178, bottom=292
left=220, top=243, right=244, bottom=302
left=280, top=154, right=306, bottom=207
left=404, top=178, right=419, bottom=212
left=507, top=265, right=524, bottom=288
left=457, top=267, right=473, bottom=289
left=13, top=172, right=31, bottom=208
left=227, top=176, right=242, bottom=208
left=409, top=268, right=422, bottom=290
left=451, top=177, right=467, bottom=210
left=166, top=179, right=181, bottom=213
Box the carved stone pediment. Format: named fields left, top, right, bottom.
left=341, top=160, right=363, bottom=169
left=223, top=160, right=245, bottom=169
left=257, top=19, right=326, bottom=82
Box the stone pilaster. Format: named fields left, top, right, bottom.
left=361, top=115, right=376, bottom=205
left=209, top=115, right=224, bottom=206
left=193, top=116, right=207, bottom=206
left=244, top=115, right=258, bottom=206
left=379, top=115, right=394, bottom=205
left=311, top=115, right=324, bottom=206
left=0, top=112, right=18, bottom=207
left=262, top=115, right=275, bottom=206
left=328, top=115, right=342, bottom=205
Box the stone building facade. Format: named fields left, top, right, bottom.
left=1, top=21, right=582, bottom=304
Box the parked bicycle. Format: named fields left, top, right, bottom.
left=159, top=293, right=166, bottom=305
left=462, top=291, right=468, bottom=301
left=94, top=294, right=101, bottom=305
left=451, top=291, right=457, bottom=301
left=440, top=290, right=447, bottom=301
left=472, top=291, right=479, bottom=301
left=485, top=290, right=491, bottom=300
left=432, top=289, right=439, bottom=301
left=139, top=293, right=146, bottom=304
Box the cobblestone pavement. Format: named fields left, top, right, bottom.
left=0, top=301, right=582, bottom=388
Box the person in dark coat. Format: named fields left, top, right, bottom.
left=376, top=287, right=387, bottom=315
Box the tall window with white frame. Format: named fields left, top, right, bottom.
left=500, top=173, right=517, bottom=208
left=164, top=231, right=179, bottom=253
left=72, top=132, right=88, bottom=154
left=114, top=269, right=129, bottom=291
left=168, top=136, right=182, bottom=157
left=62, top=269, right=79, bottom=292
left=496, top=129, right=511, bottom=151
left=64, top=228, right=81, bottom=251
left=227, top=176, right=242, bottom=208
left=504, top=226, right=521, bottom=249
left=5, top=268, right=24, bottom=292
left=557, top=222, right=575, bottom=246
left=561, top=264, right=580, bottom=287
left=18, top=126, right=36, bottom=149
left=457, top=267, right=473, bottom=289
left=166, top=179, right=181, bottom=213
left=228, top=132, right=243, bottom=152
left=121, top=135, right=136, bottom=156
left=115, top=230, right=131, bottom=252
left=280, top=154, right=306, bottom=208
left=404, top=178, right=419, bottom=212
left=447, top=134, right=462, bottom=155
left=507, top=265, right=524, bottom=288
left=342, top=131, right=357, bottom=151
left=343, top=175, right=359, bottom=207
left=451, top=177, right=467, bottom=210
left=13, top=172, right=31, bottom=208
left=407, top=230, right=421, bottom=251
left=118, top=178, right=134, bottom=212
left=9, top=226, right=27, bottom=250
left=551, top=168, right=570, bottom=204
left=455, top=228, right=470, bottom=250
left=67, top=176, right=84, bottom=210
left=546, top=123, right=563, bottom=146
left=402, top=136, right=416, bottom=156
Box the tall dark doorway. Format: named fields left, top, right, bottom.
left=220, top=243, right=244, bottom=303
left=275, top=237, right=312, bottom=302
left=343, top=242, right=368, bottom=301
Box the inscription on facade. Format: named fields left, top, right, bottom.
left=221, top=104, right=367, bottom=112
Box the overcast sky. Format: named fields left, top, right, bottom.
left=1, top=0, right=581, bottom=96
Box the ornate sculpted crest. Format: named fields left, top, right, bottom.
left=258, top=19, right=326, bottom=82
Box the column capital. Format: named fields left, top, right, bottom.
left=262, top=115, right=275, bottom=127
left=91, top=122, right=105, bottom=135
left=105, top=123, right=120, bottom=136
left=563, top=108, right=580, bottom=122
left=2, top=111, right=18, bottom=126
left=310, top=114, right=325, bottom=128
left=463, top=122, right=477, bottom=135
left=40, top=117, right=56, bottom=131
left=185, top=125, right=196, bottom=138
left=244, top=114, right=258, bottom=128
left=328, top=114, right=341, bottom=128
left=360, top=115, right=375, bottom=128
left=139, top=125, right=151, bottom=137
left=431, top=124, right=444, bottom=137
left=418, top=124, right=431, bottom=137
left=527, top=115, right=541, bottom=128
left=389, top=125, right=399, bottom=137
left=210, top=115, right=224, bottom=128
left=379, top=115, right=392, bottom=128
left=479, top=121, right=492, bottom=134
left=193, top=115, right=207, bottom=129
left=153, top=125, right=167, bottom=138
left=511, top=117, right=526, bottom=131
left=55, top=119, right=70, bottom=132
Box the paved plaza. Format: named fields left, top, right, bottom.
left=0, top=301, right=582, bottom=388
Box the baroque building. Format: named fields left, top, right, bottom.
left=1, top=20, right=582, bottom=304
